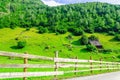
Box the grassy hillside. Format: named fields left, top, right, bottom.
left=0, top=28, right=120, bottom=62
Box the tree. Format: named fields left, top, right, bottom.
left=89, top=35, right=98, bottom=40
left=86, top=44, right=97, bottom=52
left=56, top=27, right=67, bottom=34
left=38, top=26, right=48, bottom=34
left=17, top=40, right=26, bottom=49
left=73, top=28, right=84, bottom=36
left=80, top=35, right=88, bottom=45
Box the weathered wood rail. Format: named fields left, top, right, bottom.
left=0, top=51, right=119, bottom=80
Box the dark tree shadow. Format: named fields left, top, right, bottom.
left=109, top=38, right=116, bottom=42
left=10, top=46, right=20, bottom=49
left=80, top=48, right=88, bottom=53
left=71, top=40, right=80, bottom=46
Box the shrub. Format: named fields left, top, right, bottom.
left=73, top=28, right=84, bottom=36
left=117, top=55, right=120, bottom=59
left=68, top=27, right=74, bottom=32
left=80, top=35, right=88, bottom=45
left=26, top=28, right=30, bottom=31
left=86, top=44, right=97, bottom=51
left=56, top=28, right=67, bottom=34
left=85, top=28, right=94, bottom=33
left=55, top=32, right=60, bottom=35
left=89, top=35, right=98, bottom=40
left=17, top=40, right=26, bottom=49
left=108, top=31, right=115, bottom=35
left=38, top=26, right=48, bottom=34
left=114, top=35, right=120, bottom=41
left=66, top=35, right=73, bottom=40
left=118, top=30, right=120, bottom=34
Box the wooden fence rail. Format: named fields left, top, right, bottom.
left=0, top=51, right=120, bottom=80
left=0, top=71, right=64, bottom=79
left=0, top=51, right=53, bottom=61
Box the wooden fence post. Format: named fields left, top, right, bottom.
left=117, top=63, right=119, bottom=70
left=99, top=58, right=102, bottom=72
left=54, top=51, right=58, bottom=80
left=112, top=62, right=114, bottom=71
left=90, top=56, right=93, bottom=74
left=23, top=52, right=28, bottom=80
left=107, top=63, right=109, bottom=71
left=74, top=56, right=78, bottom=76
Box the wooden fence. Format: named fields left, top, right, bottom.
left=0, top=51, right=120, bottom=80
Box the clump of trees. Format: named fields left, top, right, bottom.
left=79, top=35, right=99, bottom=52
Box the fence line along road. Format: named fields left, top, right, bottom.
left=0, top=51, right=120, bottom=80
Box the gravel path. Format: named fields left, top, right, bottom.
left=66, top=71, right=120, bottom=80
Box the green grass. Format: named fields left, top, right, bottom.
left=0, top=28, right=120, bottom=80
left=0, top=28, right=120, bottom=61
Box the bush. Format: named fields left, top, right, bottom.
left=89, top=35, right=98, bottom=40
left=114, top=35, right=120, bottom=41
left=55, top=32, right=60, bottom=35
left=38, top=27, right=48, bottom=34
left=80, top=35, right=88, bottom=45
left=108, top=31, right=115, bottom=35
left=66, top=35, right=73, bottom=40
left=56, top=28, right=67, bottom=34
left=85, top=28, right=94, bottom=33
left=86, top=44, right=97, bottom=51
left=73, top=28, right=84, bottom=36
left=17, top=40, right=26, bottom=49
left=117, top=55, right=120, bottom=59
left=26, top=28, right=30, bottom=31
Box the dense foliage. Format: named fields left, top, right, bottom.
left=89, top=35, right=98, bottom=40
left=0, top=0, right=120, bottom=35
left=86, top=44, right=97, bottom=51
left=80, top=35, right=88, bottom=45
left=114, top=35, right=120, bottom=41
left=17, top=40, right=26, bottom=49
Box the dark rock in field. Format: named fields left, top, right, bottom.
left=53, top=46, right=56, bottom=48
left=8, top=56, right=15, bottom=60
left=45, top=46, right=50, bottom=49
left=15, top=37, right=19, bottom=40
left=59, top=49, right=62, bottom=52
left=112, top=56, right=116, bottom=59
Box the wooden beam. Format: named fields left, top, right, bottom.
left=0, top=51, right=53, bottom=60
left=0, top=71, right=64, bottom=79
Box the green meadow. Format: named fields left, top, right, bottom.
left=0, top=28, right=120, bottom=61
left=0, top=28, right=120, bottom=80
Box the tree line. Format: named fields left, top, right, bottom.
left=0, top=0, right=120, bottom=35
